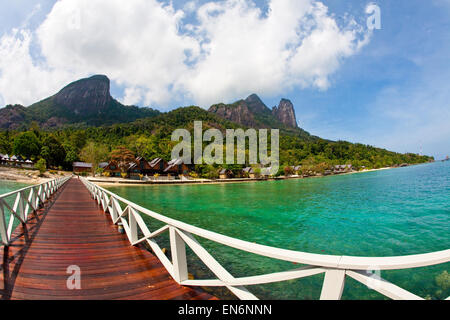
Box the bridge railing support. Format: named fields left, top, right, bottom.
left=80, top=177, right=450, bottom=300
left=0, top=176, right=71, bottom=246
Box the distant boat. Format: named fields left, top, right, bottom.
left=442, top=156, right=449, bottom=162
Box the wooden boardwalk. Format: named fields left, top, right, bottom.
left=0, top=178, right=216, bottom=300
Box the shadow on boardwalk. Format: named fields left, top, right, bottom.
left=0, top=178, right=216, bottom=300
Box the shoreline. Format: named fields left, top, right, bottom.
left=0, top=167, right=72, bottom=185
left=90, top=166, right=395, bottom=188
left=0, top=164, right=424, bottom=188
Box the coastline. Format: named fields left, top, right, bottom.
left=0, top=165, right=417, bottom=188
left=90, top=166, right=395, bottom=188
left=0, top=167, right=71, bottom=185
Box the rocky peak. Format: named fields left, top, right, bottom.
left=208, top=101, right=256, bottom=127
left=54, top=74, right=111, bottom=114
left=272, top=99, right=298, bottom=128
left=244, top=94, right=269, bottom=113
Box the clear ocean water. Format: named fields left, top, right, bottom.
left=0, top=180, right=30, bottom=227
left=1, top=162, right=448, bottom=299
left=107, top=161, right=450, bottom=300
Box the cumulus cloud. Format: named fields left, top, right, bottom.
left=0, top=0, right=371, bottom=108
left=0, top=29, right=73, bottom=106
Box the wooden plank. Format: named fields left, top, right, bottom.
left=0, top=178, right=216, bottom=300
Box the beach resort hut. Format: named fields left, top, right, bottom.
left=99, top=162, right=109, bottom=169
left=23, top=159, right=34, bottom=169
left=164, top=159, right=191, bottom=176
left=10, top=155, right=19, bottom=167
left=103, top=160, right=122, bottom=177
left=333, top=165, right=346, bottom=174
left=149, top=157, right=168, bottom=174
left=219, top=169, right=233, bottom=179
left=1, top=154, right=10, bottom=166
left=242, top=167, right=255, bottom=178
left=127, top=157, right=153, bottom=179
left=72, top=162, right=92, bottom=174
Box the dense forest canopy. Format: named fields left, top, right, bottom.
left=0, top=106, right=433, bottom=176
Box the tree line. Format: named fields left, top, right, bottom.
left=0, top=107, right=433, bottom=177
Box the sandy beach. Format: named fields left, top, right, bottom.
left=89, top=167, right=394, bottom=188
left=0, top=166, right=395, bottom=188
left=0, top=167, right=71, bottom=185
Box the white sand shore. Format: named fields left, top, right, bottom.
left=0, top=167, right=71, bottom=185
left=91, top=166, right=395, bottom=188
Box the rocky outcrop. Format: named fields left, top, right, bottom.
left=209, top=94, right=299, bottom=130
left=0, top=105, right=29, bottom=130
left=244, top=93, right=269, bottom=114
left=0, top=75, right=160, bottom=129
left=272, top=99, right=298, bottom=128
left=53, top=74, right=111, bottom=115
left=208, top=101, right=256, bottom=127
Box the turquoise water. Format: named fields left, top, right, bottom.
left=108, top=161, right=450, bottom=299
left=0, top=180, right=29, bottom=195
left=0, top=180, right=31, bottom=228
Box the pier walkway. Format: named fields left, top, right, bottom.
left=0, top=178, right=215, bottom=300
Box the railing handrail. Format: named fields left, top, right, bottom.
left=82, top=178, right=450, bottom=270
left=0, top=175, right=71, bottom=246
left=80, top=177, right=450, bottom=300
left=0, top=177, right=67, bottom=199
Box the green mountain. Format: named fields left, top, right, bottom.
left=0, top=75, right=160, bottom=129
left=0, top=75, right=434, bottom=171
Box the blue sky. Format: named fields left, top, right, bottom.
left=0, top=0, right=449, bottom=159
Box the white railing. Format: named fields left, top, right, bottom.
left=80, top=177, right=450, bottom=300
left=0, top=176, right=71, bottom=245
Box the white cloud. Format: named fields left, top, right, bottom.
left=0, top=0, right=370, bottom=108
left=0, top=29, right=73, bottom=106
left=181, top=0, right=370, bottom=105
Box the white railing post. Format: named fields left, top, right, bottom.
left=31, top=187, right=37, bottom=210
left=37, top=186, right=43, bottom=205
left=27, top=188, right=35, bottom=216
left=0, top=201, right=9, bottom=245
left=111, top=198, right=121, bottom=222
left=320, top=269, right=346, bottom=300
left=19, top=191, right=26, bottom=222
left=170, top=226, right=188, bottom=283
left=76, top=177, right=450, bottom=301
left=129, top=208, right=138, bottom=244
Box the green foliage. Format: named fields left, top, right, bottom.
left=0, top=131, right=12, bottom=154
left=35, top=158, right=46, bottom=176
left=0, top=106, right=433, bottom=173
left=64, top=144, right=79, bottom=165
left=80, top=141, right=109, bottom=175
left=13, top=131, right=41, bottom=159
left=253, top=166, right=261, bottom=178
left=41, top=135, right=66, bottom=168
